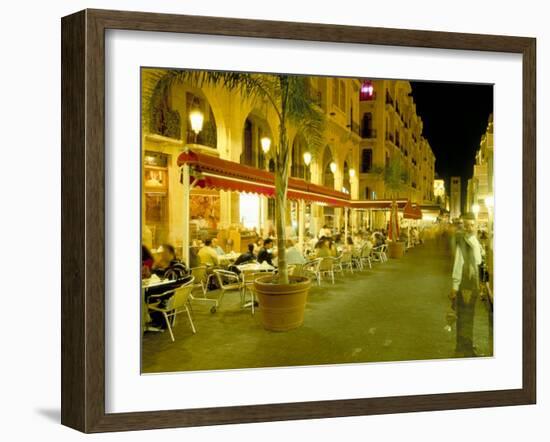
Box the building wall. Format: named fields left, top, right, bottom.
left=467, top=114, right=494, bottom=224
left=357, top=79, right=436, bottom=205
left=141, top=70, right=437, bottom=246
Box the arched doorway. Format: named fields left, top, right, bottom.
left=240, top=112, right=275, bottom=234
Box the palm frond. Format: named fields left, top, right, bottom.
left=285, top=76, right=326, bottom=154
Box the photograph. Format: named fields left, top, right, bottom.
left=140, top=68, right=495, bottom=373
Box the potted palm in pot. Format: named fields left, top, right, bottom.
left=381, top=158, right=409, bottom=259
left=162, top=71, right=325, bottom=331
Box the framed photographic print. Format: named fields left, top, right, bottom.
left=61, top=9, right=536, bottom=433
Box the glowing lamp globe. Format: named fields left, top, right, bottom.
left=189, top=109, right=204, bottom=135
left=260, top=136, right=271, bottom=154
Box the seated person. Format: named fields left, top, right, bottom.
left=148, top=244, right=190, bottom=329
left=233, top=243, right=257, bottom=266
left=152, top=244, right=188, bottom=280
left=198, top=238, right=220, bottom=266
left=285, top=239, right=306, bottom=265
left=342, top=236, right=355, bottom=253
left=141, top=245, right=155, bottom=279
left=228, top=243, right=257, bottom=274
left=188, top=246, right=201, bottom=268
left=257, top=238, right=275, bottom=266
left=212, top=238, right=225, bottom=256
left=253, top=238, right=264, bottom=256
left=315, top=238, right=333, bottom=258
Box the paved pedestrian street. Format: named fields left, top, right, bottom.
left=142, top=239, right=493, bottom=373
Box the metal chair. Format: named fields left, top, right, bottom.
left=189, top=266, right=218, bottom=313
left=213, top=269, right=243, bottom=312
left=319, top=256, right=336, bottom=284
left=147, top=277, right=196, bottom=342
left=340, top=251, right=354, bottom=273
left=360, top=243, right=373, bottom=269
left=242, top=270, right=275, bottom=315
left=372, top=244, right=388, bottom=262
left=303, top=258, right=322, bottom=286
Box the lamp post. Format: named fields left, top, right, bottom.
left=259, top=136, right=272, bottom=237
left=348, top=168, right=356, bottom=234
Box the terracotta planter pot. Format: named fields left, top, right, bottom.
left=254, top=275, right=311, bottom=331
left=387, top=241, right=406, bottom=259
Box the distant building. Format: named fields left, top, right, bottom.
left=433, top=178, right=446, bottom=209
left=467, top=114, right=494, bottom=225
left=450, top=176, right=461, bottom=220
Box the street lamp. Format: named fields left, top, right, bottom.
left=189, top=109, right=204, bottom=142
left=260, top=136, right=271, bottom=154
left=330, top=161, right=337, bottom=174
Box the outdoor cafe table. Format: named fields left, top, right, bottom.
left=218, top=251, right=239, bottom=266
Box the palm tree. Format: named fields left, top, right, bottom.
left=380, top=158, right=409, bottom=241
left=156, top=70, right=325, bottom=284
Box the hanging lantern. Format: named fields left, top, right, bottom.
left=359, top=80, right=374, bottom=101
left=303, top=151, right=312, bottom=166
left=330, top=161, right=337, bottom=174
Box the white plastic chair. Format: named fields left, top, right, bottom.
left=147, top=277, right=196, bottom=342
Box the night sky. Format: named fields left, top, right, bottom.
left=409, top=81, right=493, bottom=201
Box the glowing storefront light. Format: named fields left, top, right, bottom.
left=239, top=193, right=260, bottom=228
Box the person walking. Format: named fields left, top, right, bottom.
left=449, top=213, right=485, bottom=357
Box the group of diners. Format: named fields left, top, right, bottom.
left=141, top=227, right=393, bottom=286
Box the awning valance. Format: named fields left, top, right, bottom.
left=177, top=150, right=350, bottom=207
left=350, top=199, right=409, bottom=210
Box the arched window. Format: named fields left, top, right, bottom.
left=241, top=115, right=271, bottom=168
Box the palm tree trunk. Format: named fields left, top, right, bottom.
left=275, top=172, right=288, bottom=284
left=275, top=76, right=290, bottom=284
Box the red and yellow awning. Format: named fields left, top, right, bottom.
left=177, top=150, right=351, bottom=207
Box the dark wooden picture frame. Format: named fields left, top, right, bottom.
left=61, top=9, right=536, bottom=433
